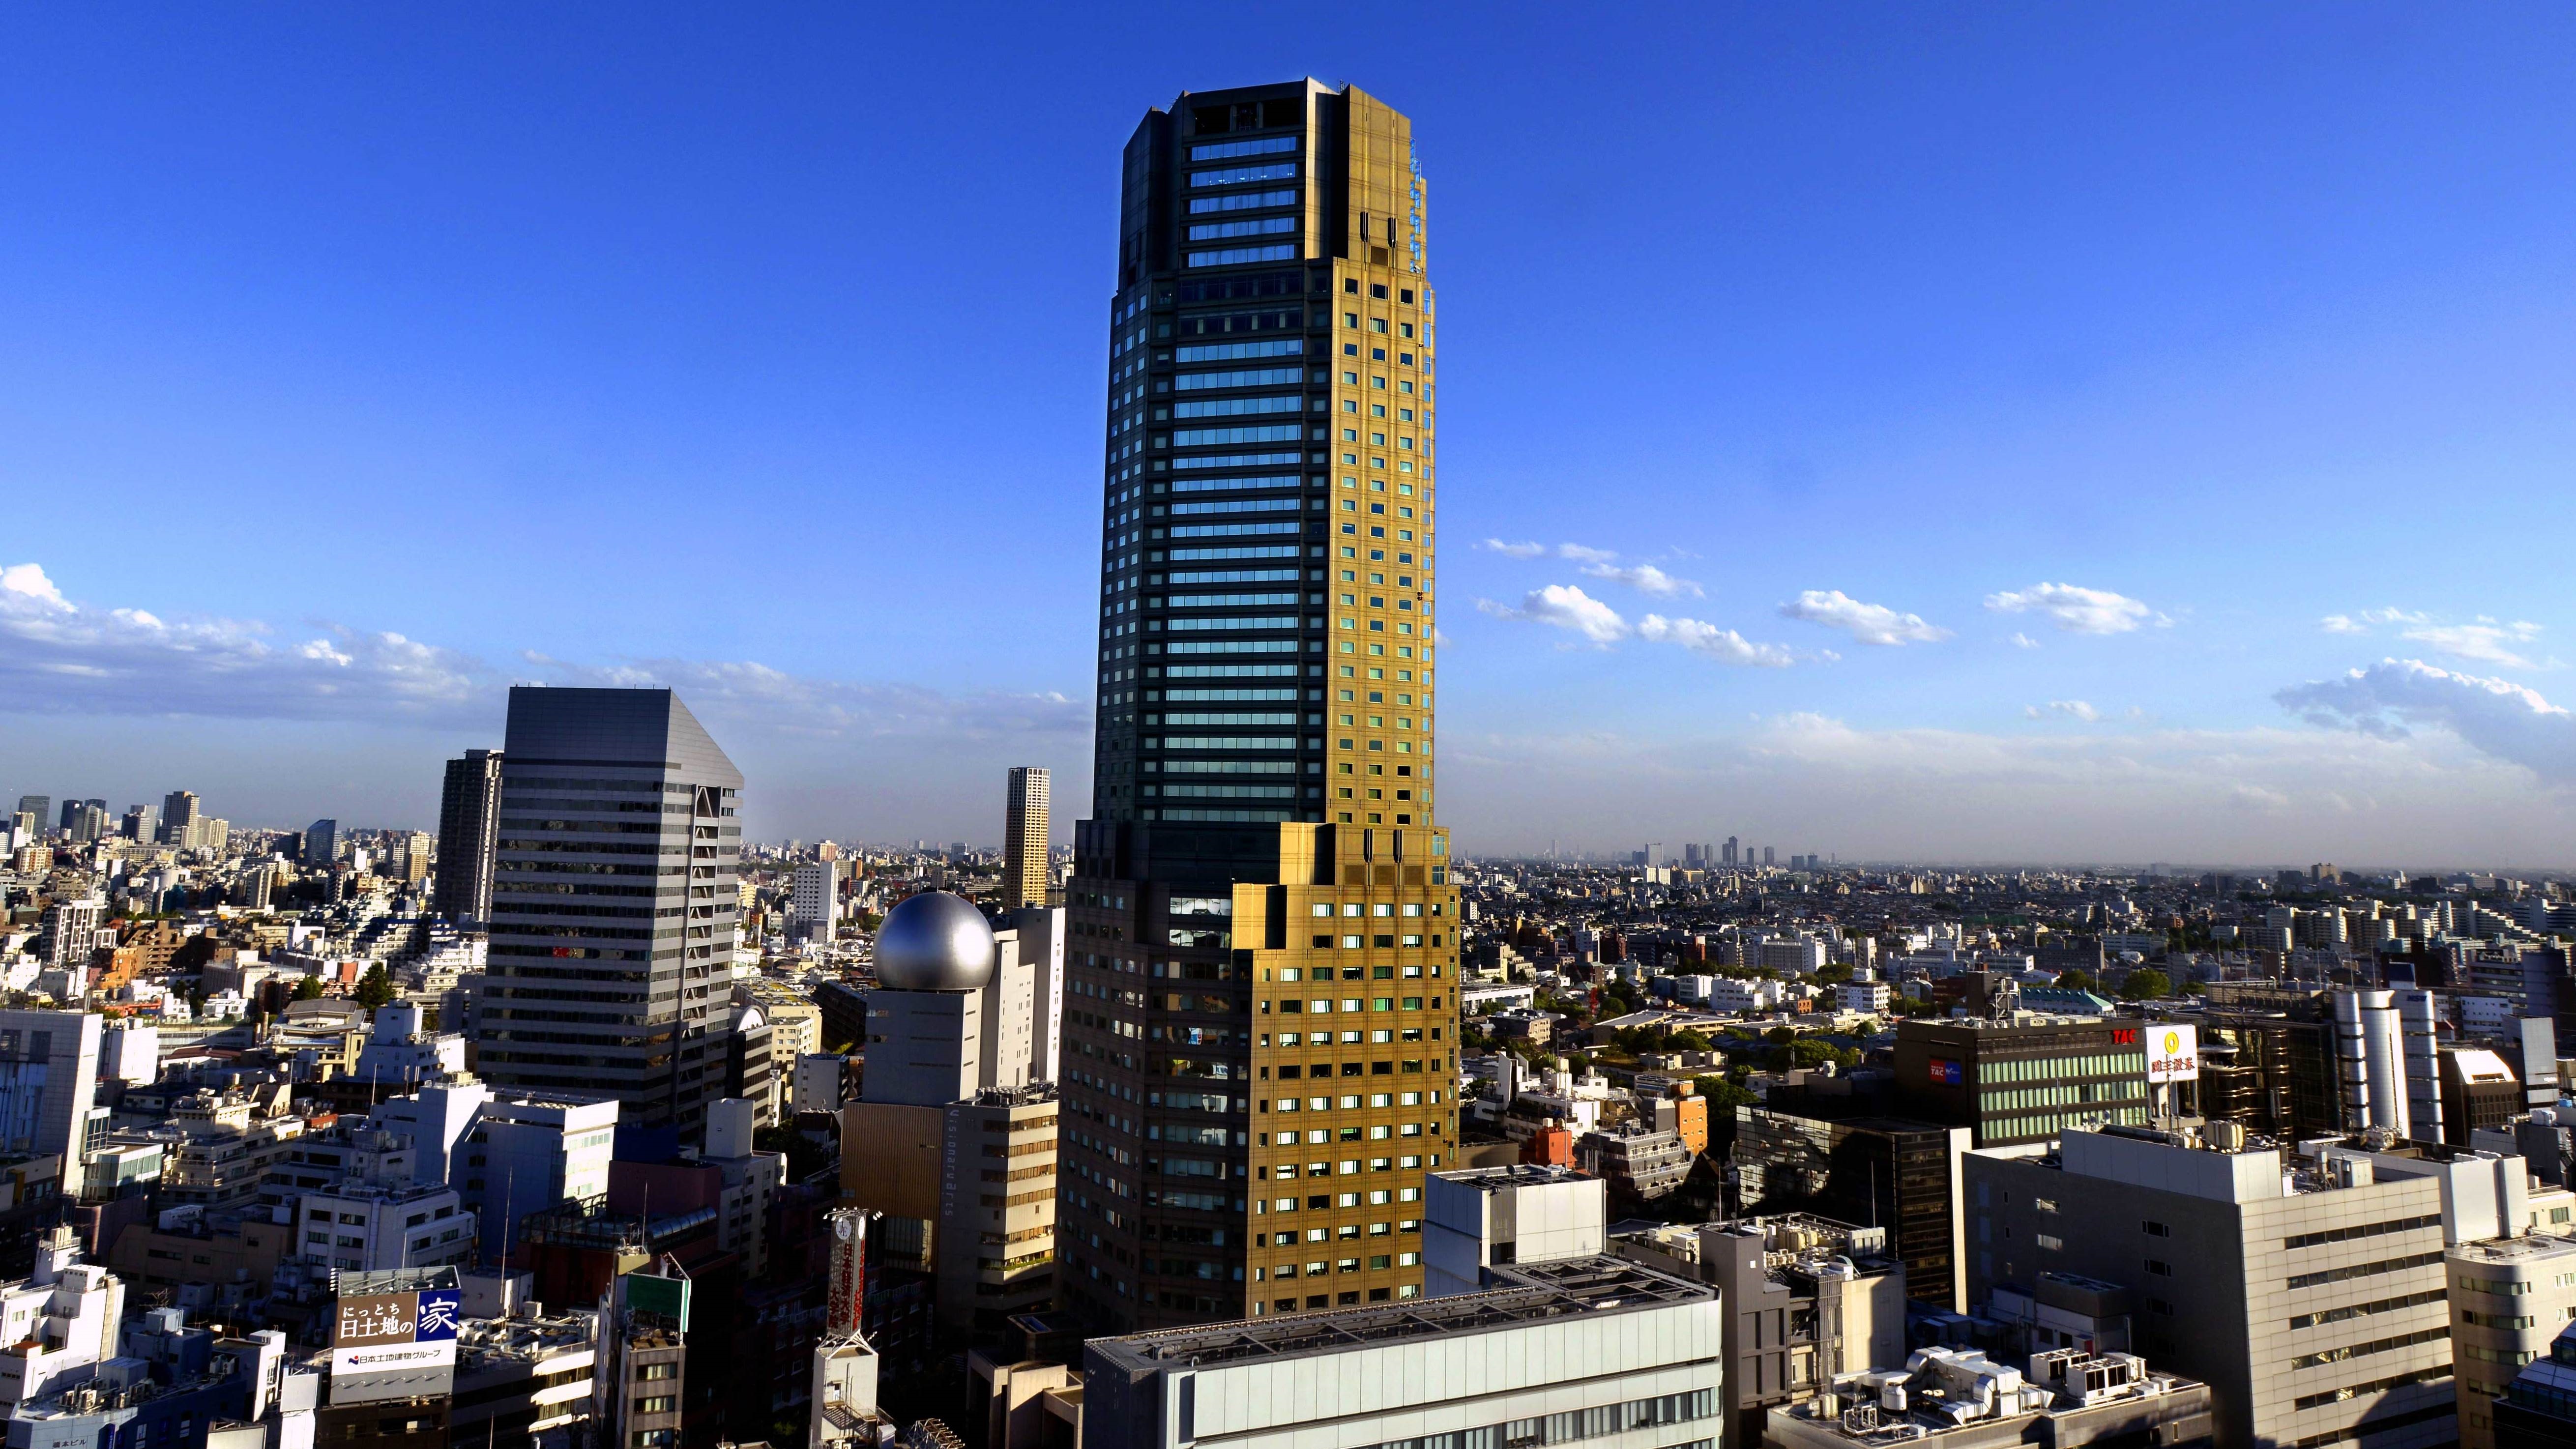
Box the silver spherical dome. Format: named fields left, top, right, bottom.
left=872, top=892, right=995, bottom=991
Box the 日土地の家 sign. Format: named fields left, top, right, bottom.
left=330, top=1289, right=463, bottom=1376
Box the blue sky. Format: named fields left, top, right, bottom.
left=5, top=5, right=2575, bottom=865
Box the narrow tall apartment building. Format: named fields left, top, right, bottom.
left=473, top=688, right=742, bottom=1143
left=1064, top=79, right=1457, bottom=1333
left=1004, top=766, right=1052, bottom=910
left=433, top=748, right=504, bottom=926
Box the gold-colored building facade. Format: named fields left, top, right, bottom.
left=1062, top=80, right=1455, bottom=1334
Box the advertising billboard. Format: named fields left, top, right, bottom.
left=2145, top=1025, right=2199, bottom=1084
left=330, top=1287, right=462, bottom=1405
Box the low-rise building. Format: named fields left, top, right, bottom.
left=2452, top=1233, right=2576, bottom=1449
left=1083, top=1257, right=1722, bottom=1449
left=1576, top=1126, right=1693, bottom=1201
left=1614, top=1213, right=1905, bottom=1447
left=449, top=1307, right=597, bottom=1449
left=1766, top=1346, right=2215, bottom=1449
left=1422, top=1164, right=1606, bottom=1297
left=1965, top=1124, right=2457, bottom=1449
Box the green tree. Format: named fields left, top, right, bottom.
left=2120, top=967, right=2173, bottom=1000
left=353, top=963, right=396, bottom=1010
left=292, top=976, right=325, bottom=1001
left=2056, top=967, right=2096, bottom=992
left=1690, top=1075, right=1759, bottom=1110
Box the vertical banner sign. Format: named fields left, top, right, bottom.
left=827, top=1210, right=867, bottom=1336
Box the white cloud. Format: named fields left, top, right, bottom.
left=1635, top=615, right=1799, bottom=667
left=2024, top=700, right=2103, bottom=722
left=1477, top=585, right=1629, bottom=645
left=1580, top=562, right=1702, bottom=598
left=2008, top=633, right=2040, bottom=650
left=2276, top=657, right=2576, bottom=783
left=1778, top=589, right=1950, bottom=646
left=2314, top=608, right=2544, bottom=667
left=1, top=563, right=71, bottom=611
left=1984, top=582, right=2157, bottom=635
left=2399, top=620, right=2543, bottom=668
left=1556, top=543, right=1616, bottom=565
left=1479, top=539, right=1546, bottom=558
left=0, top=559, right=1087, bottom=742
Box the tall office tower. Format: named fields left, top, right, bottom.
left=433, top=748, right=504, bottom=926
left=1762, top=845, right=1775, bottom=867
left=0, top=1009, right=104, bottom=1164
left=1064, top=80, right=1459, bottom=1333
left=158, top=790, right=198, bottom=846
left=56, top=800, right=100, bottom=842
left=474, top=687, right=742, bottom=1143
left=1003, top=765, right=1052, bottom=910
left=398, top=831, right=431, bottom=885
left=1722, top=837, right=1737, bottom=867
left=118, top=804, right=155, bottom=842
left=12, top=798, right=46, bottom=837
left=303, top=818, right=338, bottom=867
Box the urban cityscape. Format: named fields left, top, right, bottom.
left=6, top=13, right=2576, bottom=1449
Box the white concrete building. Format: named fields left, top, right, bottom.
left=1083, top=1257, right=1723, bottom=1449
left=1423, top=1165, right=1608, bottom=1298
left=0, top=1010, right=101, bottom=1166
left=793, top=861, right=841, bottom=943
left=458, top=1093, right=619, bottom=1262
left=1837, top=981, right=1893, bottom=1014
left=293, top=1182, right=474, bottom=1272
left=793, top=1053, right=848, bottom=1116
left=701, top=1097, right=787, bottom=1280
left=2449, top=1231, right=2576, bottom=1449
left=0, top=1229, right=122, bottom=1411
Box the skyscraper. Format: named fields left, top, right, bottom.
left=1064, top=79, right=1457, bottom=1333
left=1003, top=766, right=1051, bottom=911
left=303, top=818, right=338, bottom=868
left=433, top=748, right=503, bottom=926
left=472, top=687, right=743, bottom=1143
left=158, top=790, right=198, bottom=846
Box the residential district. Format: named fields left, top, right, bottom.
left=8, top=73, right=2573, bottom=1449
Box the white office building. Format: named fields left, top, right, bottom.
left=1084, top=1258, right=1723, bottom=1449
left=0, top=1011, right=101, bottom=1167
left=1423, top=1165, right=1608, bottom=1298
left=0, top=1228, right=123, bottom=1410
left=793, top=860, right=841, bottom=943
left=459, top=1093, right=619, bottom=1263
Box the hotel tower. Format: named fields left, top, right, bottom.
left=1061, top=80, right=1460, bottom=1332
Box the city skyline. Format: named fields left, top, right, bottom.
left=7, top=9, right=2576, bottom=864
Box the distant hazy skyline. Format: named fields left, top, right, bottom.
left=6, top=7, right=2576, bottom=866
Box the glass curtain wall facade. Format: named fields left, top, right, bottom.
left=1063, top=79, right=1459, bottom=1333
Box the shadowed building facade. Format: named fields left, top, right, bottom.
left=1062, top=78, right=1458, bottom=1333
left=473, top=687, right=742, bottom=1144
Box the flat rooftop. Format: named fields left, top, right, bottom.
left=1434, top=1164, right=1597, bottom=1193
left=1091, top=1257, right=1710, bottom=1370
left=2451, top=1233, right=2576, bottom=1264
